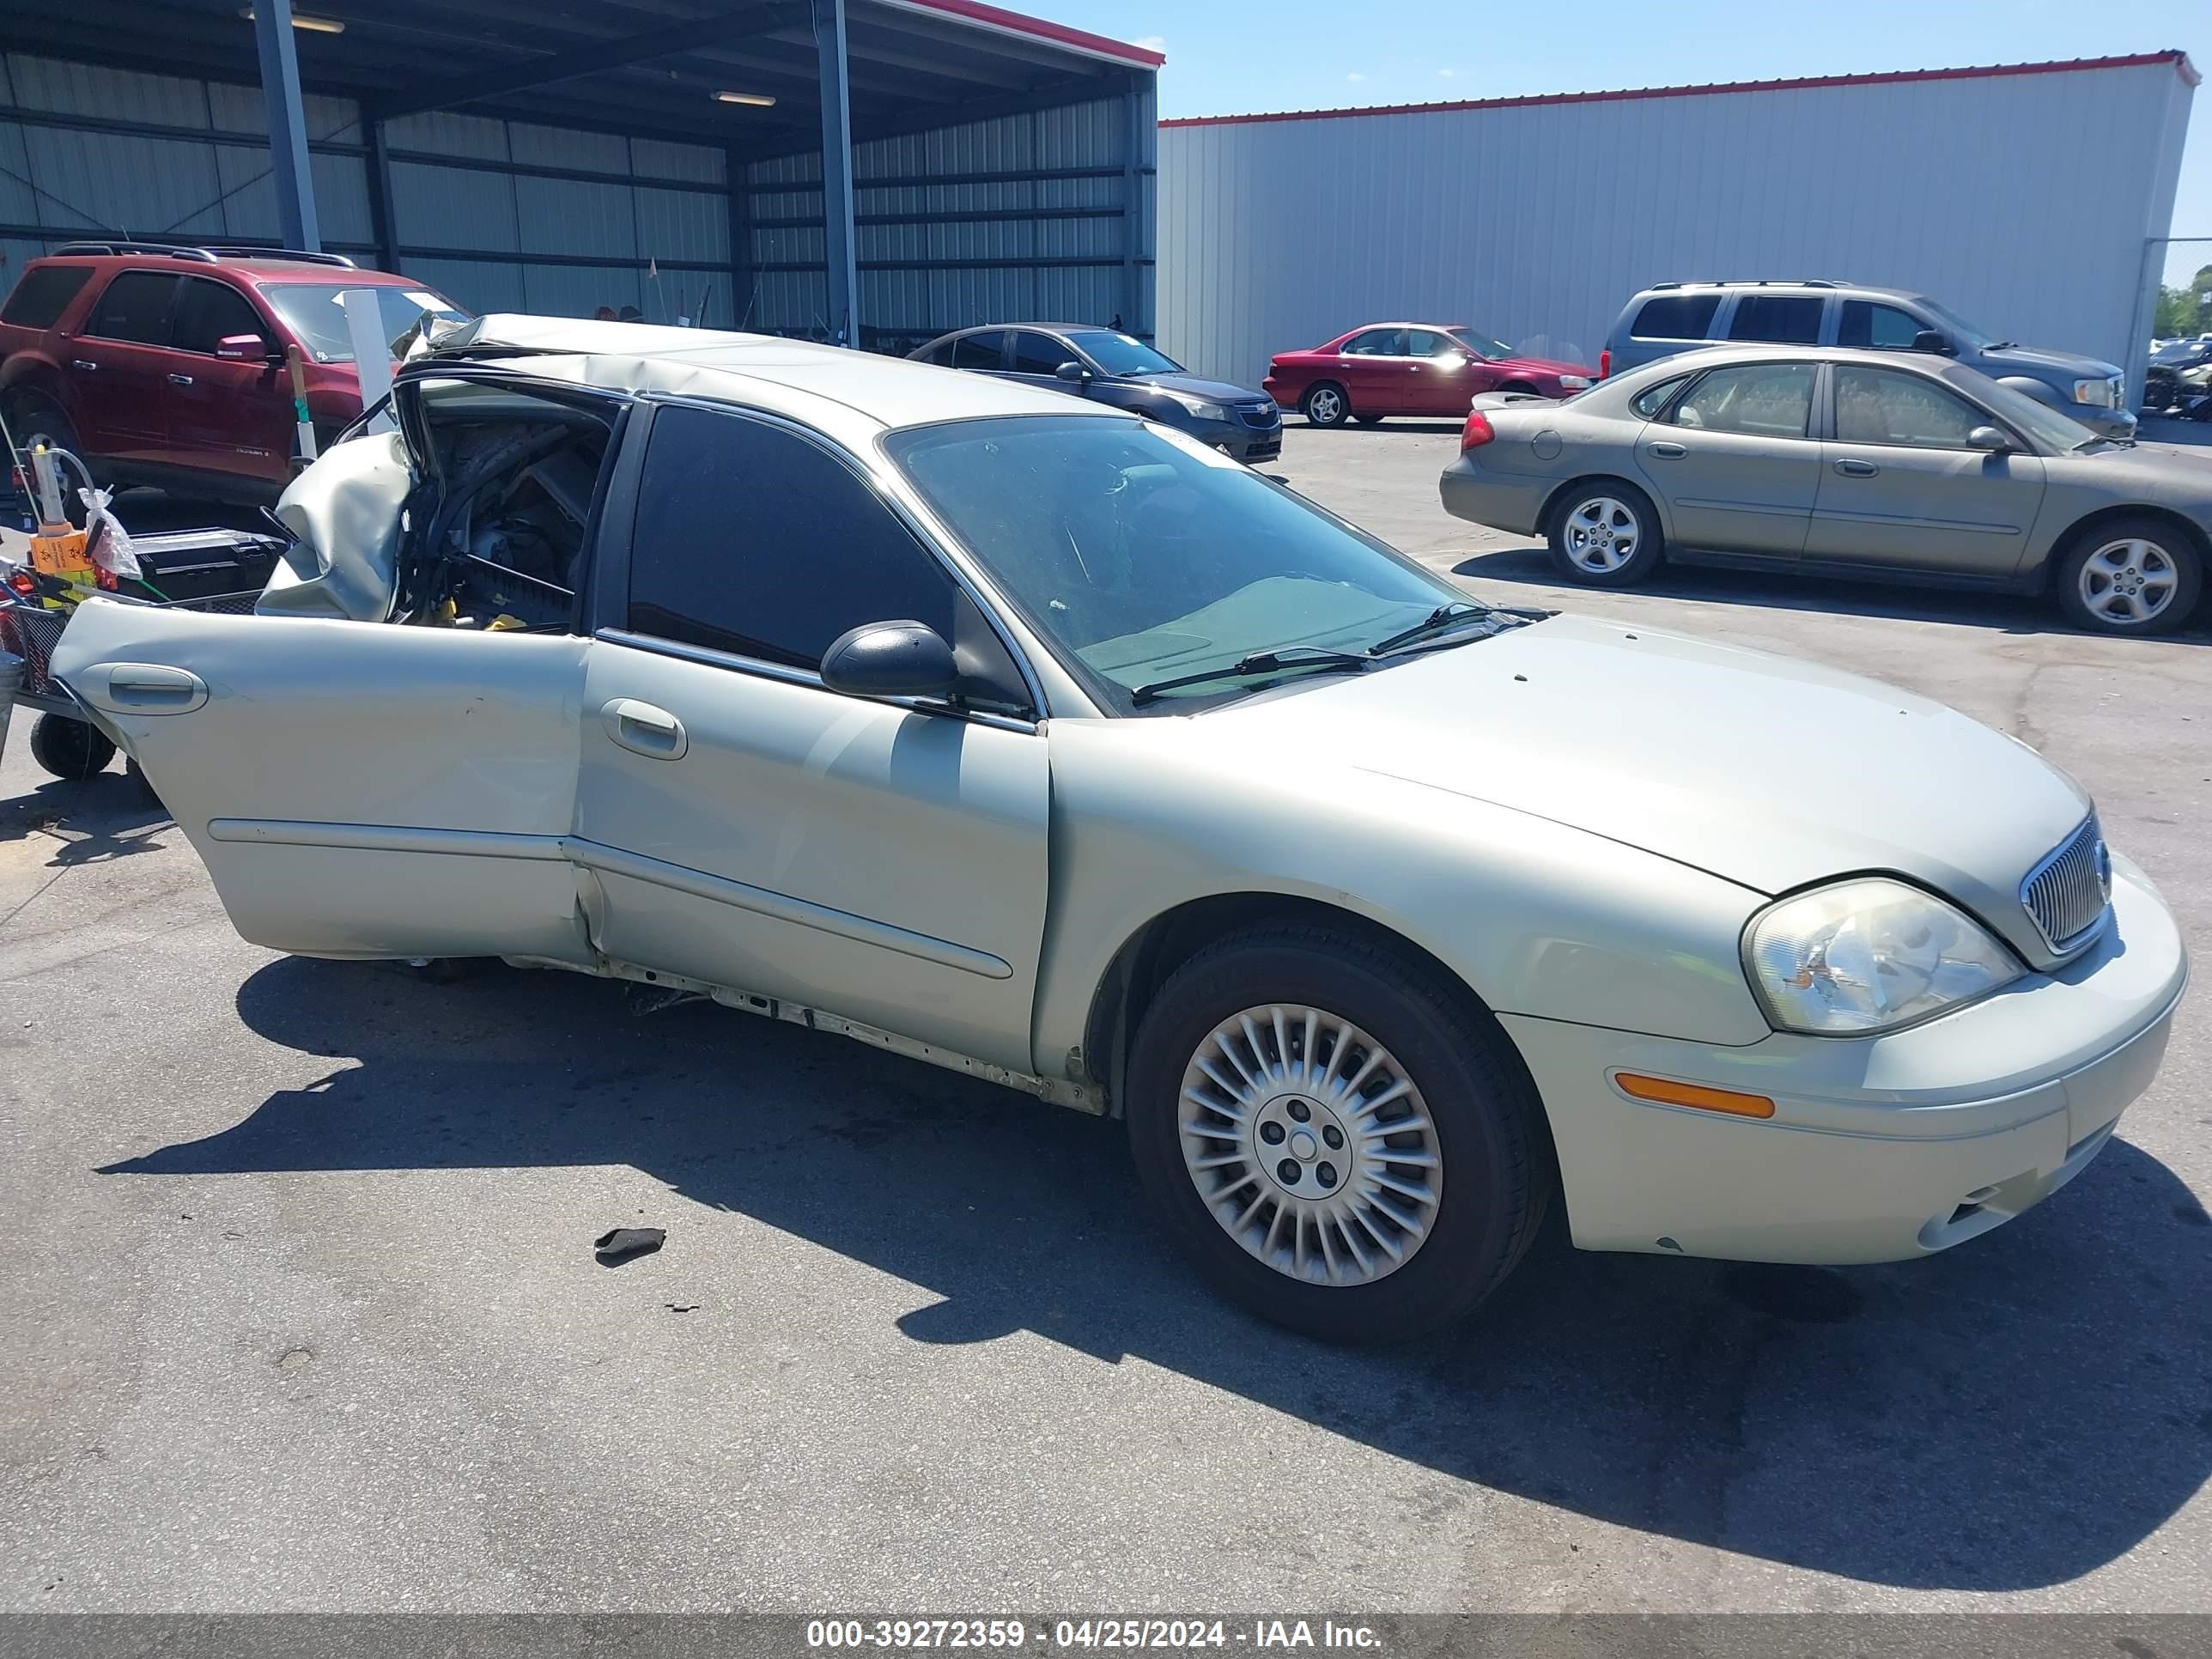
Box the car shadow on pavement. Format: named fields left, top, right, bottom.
left=1453, top=548, right=2212, bottom=643
left=101, top=954, right=2212, bottom=1593
left=0, top=769, right=173, bottom=861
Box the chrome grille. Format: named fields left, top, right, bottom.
left=2021, top=816, right=2112, bottom=952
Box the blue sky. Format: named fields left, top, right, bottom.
left=1036, top=0, right=2210, bottom=286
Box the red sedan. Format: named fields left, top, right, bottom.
left=1262, top=323, right=1595, bottom=427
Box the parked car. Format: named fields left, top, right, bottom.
left=2143, top=337, right=2212, bottom=417
left=1602, top=281, right=2136, bottom=441
left=909, top=323, right=1280, bottom=462
left=0, top=240, right=468, bottom=505
left=47, top=315, right=2186, bottom=1343
left=1439, top=343, right=2209, bottom=635
left=1264, top=324, right=1595, bottom=428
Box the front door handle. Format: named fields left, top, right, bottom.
left=1834, top=459, right=1880, bottom=477
left=167, top=373, right=194, bottom=386
left=88, top=662, right=208, bottom=714
left=1646, top=441, right=1686, bottom=458
left=600, top=697, right=687, bottom=760
left=71, top=359, right=98, bottom=372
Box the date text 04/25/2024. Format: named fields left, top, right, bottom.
left=804, top=1620, right=1384, bottom=1650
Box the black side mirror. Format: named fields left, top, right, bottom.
left=1966, top=425, right=2013, bottom=453
left=1054, top=361, right=1091, bottom=384
left=1912, top=330, right=1951, bottom=356
left=820, top=620, right=960, bottom=701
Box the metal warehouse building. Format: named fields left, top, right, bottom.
left=0, top=0, right=1160, bottom=353
left=1158, top=53, right=2197, bottom=396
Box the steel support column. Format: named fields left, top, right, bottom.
left=252, top=0, right=321, bottom=252
left=1121, top=70, right=1145, bottom=335
left=365, top=118, right=399, bottom=275
left=727, top=145, right=757, bottom=331
left=811, top=0, right=860, bottom=347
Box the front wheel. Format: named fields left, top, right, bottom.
left=1126, top=924, right=1550, bottom=1343
left=1303, top=382, right=1351, bottom=428
left=2055, top=520, right=2203, bottom=635
left=1547, top=482, right=1664, bottom=585
left=27, top=714, right=116, bottom=781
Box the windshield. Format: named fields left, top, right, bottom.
left=1448, top=329, right=1514, bottom=361
left=1916, top=297, right=1995, bottom=351
left=264, top=283, right=470, bottom=364
left=1065, top=331, right=1183, bottom=377
left=884, top=416, right=1476, bottom=711
left=1963, top=369, right=2100, bottom=451
left=2152, top=340, right=2209, bottom=365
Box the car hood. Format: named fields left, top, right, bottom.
left=1492, top=353, right=1595, bottom=378
left=1124, top=372, right=1269, bottom=403
left=1207, top=614, right=2089, bottom=963
left=2057, top=439, right=2212, bottom=501
left=1982, top=343, right=2120, bottom=380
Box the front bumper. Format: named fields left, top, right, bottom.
left=1501, top=857, right=2188, bottom=1265
left=2064, top=398, right=2137, bottom=440
left=1184, top=412, right=1282, bottom=463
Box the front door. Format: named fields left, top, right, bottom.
left=1403, top=328, right=1474, bottom=416
left=1638, top=360, right=1822, bottom=557
left=67, top=270, right=180, bottom=465
left=52, top=604, right=593, bottom=963
left=164, top=276, right=293, bottom=489
left=576, top=401, right=1052, bottom=1073
left=1006, top=328, right=1082, bottom=396
left=1807, top=363, right=2048, bottom=576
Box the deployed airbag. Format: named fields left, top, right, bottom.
left=256, top=430, right=412, bottom=623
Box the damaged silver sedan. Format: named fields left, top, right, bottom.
left=51, top=316, right=2187, bottom=1342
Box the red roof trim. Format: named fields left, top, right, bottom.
left=885, top=0, right=1164, bottom=68
left=1160, top=51, right=2196, bottom=128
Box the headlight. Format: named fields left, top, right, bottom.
left=1742, top=878, right=2023, bottom=1036
left=1170, top=393, right=1230, bottom=422
left=2072, top=378, right=2117, bottom=408
left=1557, top=374, right=1592, bottom=390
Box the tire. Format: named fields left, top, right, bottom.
left=2143, top=368, right=2179, bottom=414
left=2055, top=517, right=2204, bottom=636
left=1125, top=922, right=1551, bottom=1344
left=1546, top=480, right=1665, bottom=586
left=1354, top=413, right=1385, bottom=426
left=27, top=714, right=116, bottom=781
left=1302, top=382, right=1351, bottom=428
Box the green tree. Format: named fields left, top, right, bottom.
left=2158, top=264, right=2212, bottom=337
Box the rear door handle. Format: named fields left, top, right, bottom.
left=600, top=697, right=687, bottom=760
left=71, top=359, right=98, bottom=372
left=1646, top=441, right=1686, bottom=458
left=1834, top=459, right=1880, bottom=477
left=86, top=663, right=208, bottom=714
left=167, top=373, right=194, bottom=386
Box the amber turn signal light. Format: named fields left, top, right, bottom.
left=1614, top=1072, right=1776, bottom=1119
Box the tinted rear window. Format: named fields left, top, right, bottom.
left=84, top=270, right=180, bottom=345
left=1629, top=295, right=1720, bottom=340
left=1, top=264, right=94, bottom=330
left=1728, top=295, right=1824, bottom=345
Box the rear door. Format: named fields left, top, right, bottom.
left=52, top=604, right=593, bottom=963
left=1337, top=327, right=1410, bottom=413
left=950, top=329, right=1009, bottom=378
left=1808, top=363, right=2047, bottom=575
left=164, top=276, right=294, bottom=488
left=69, top=270, right=181, bottom=463
left=1638, top=360, right=1821, bottom=557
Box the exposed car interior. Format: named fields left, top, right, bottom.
left=393, top=378, right=617, bottom=632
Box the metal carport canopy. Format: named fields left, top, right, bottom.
left=2, top=0, right=1163, bottom=339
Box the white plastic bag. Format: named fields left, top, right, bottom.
left=77, top=485, right=140, bottom=580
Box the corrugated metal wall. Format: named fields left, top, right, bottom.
left=1158, top=59, right=2197, bottom=392
left=744, top=76, right=1156, bottom=355
left=380, top=109, right=732, bottom=325
left=1, top=49, right=1156, bottom=353
left=0, top=52, right=374, bottom=283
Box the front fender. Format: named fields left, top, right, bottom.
left=1030, top=718, right=1773, bottom=1083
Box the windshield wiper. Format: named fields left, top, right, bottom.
left=1130, top=647, right=1371, bottom=706
left=1367, top=600, right=1526, bottom=657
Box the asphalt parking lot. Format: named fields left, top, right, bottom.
left=3, top=428, right=2209, bottom=1616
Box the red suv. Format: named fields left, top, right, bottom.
left=0, top=242, right=466, bottom=504
left=1263, top=323, right=1596, bottom=427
